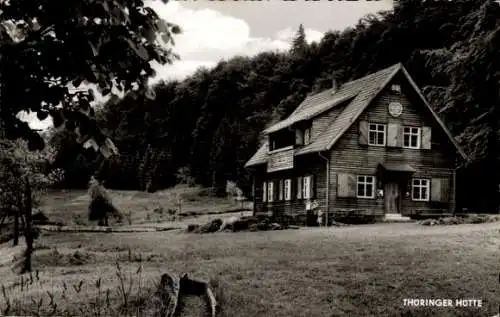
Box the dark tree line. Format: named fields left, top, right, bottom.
left=51, top=0, right=500, bottom=211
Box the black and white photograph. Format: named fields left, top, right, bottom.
left=0, top=0, right=499, bottom=316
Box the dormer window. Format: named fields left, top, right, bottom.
left=295, top=125, right=312, bottom=146
left=269, top=129, right=295, bottom=152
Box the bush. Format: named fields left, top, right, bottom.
left=88, top=177, right=122, bottom=226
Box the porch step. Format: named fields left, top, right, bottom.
left=383, top=213, right=413, bottom=223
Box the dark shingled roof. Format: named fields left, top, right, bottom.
left=244, top=141, right=268, bottom=167
left=245, top=63, right=467, bottom=168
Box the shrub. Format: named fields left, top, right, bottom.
left=88, top=177, right=122, bottom=226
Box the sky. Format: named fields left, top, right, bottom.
left=21, top=0, right=394, bottom=129
left=148, top=0, right=394, bottom=82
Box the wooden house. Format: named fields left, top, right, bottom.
left=244, top=63, right=467, bottom=223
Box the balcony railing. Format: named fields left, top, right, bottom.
left=267, top=146, right=294, bottom=173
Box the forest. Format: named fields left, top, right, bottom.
left=49, top=0, right=500, bottom=212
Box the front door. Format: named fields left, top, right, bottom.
left=384, top=182, right=401, bottom=214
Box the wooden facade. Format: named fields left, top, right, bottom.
left=245, top=64, right=467, bottom=223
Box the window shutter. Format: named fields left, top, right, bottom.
left=337, top=173, right=356, bottom=198
left=307, top=175, right=315, bottom=199
left=422, top=126, right=432, bottom=150
left=284, top=179, right=292, bottom=201
left=278, top=180, right=283, bottom=201
left=296, top=177, right=303, bottom=199
left=262, top=182, right=267, bottom=202
left=304, top=128, right=311, bottom=145
left=303, top=176, right=310, bottom=199
left=358, top=121, right=368, bottom=145
left=396, top=126, right=404, bottom=147
left=431, top=178, right=449, bottom=202
left=268, top=181, right=274, bottom=202
left=387, top=123, right=400, bottom=147
left=312, top=175, right=316, bottom=198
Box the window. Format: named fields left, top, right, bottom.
left=391, top=84, right=401, bottom=92
left=262, top=182, right=267, bottom=202
left=278, top=180, right=284, bottom=201
left=368, top=123, right=386, bottom=146
left=267, top=181, right=274, bottom=202
left=304, top=127, right=311, bottom=145
left=296, top=127, right=312, bottom=146
left=357, top=176, right=375, bottom=198
left=412, top=179, right=429, bottom=201
left=403, top=127, right=421, bottom=149
left=303, top=175, right=313, bottom=199
left=296, top=177, right=303, bottom=199
left=284, top=179, right=291, bottom=201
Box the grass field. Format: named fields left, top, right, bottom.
left=1, top=189, right=499, bottom=316
left=39, top=185, right=251, bottom=227
left=1, top=223, right=499, bottom=316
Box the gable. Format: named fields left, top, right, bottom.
left=296, top=65, right=467, bottom=161
left=353, top=83, right=459, bottom=159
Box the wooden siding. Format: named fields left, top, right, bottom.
left=267, top=147, right=294, bottom=172
left=254, top=155, right=327, bottom=219
left=328, top=83, right=458, bottom=217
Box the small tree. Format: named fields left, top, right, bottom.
left=0, top=138, right=64, bottom=273
left=88, top=176, right=122, bottom=226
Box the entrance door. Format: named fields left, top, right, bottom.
left=384, top=182, right=401, bottom=214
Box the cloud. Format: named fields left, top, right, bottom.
left=22, top=1, right=325, bottom=129
left=147, top=1, right=324, bottom=83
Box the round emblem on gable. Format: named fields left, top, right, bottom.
left=388, top=102, right=403, bottom=117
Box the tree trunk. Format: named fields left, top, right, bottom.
left=13, top=212, right=19, bottom=246
left=21, top=178, right=33, bottom=273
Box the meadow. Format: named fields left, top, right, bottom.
left=0, top=187, right=499, bottom=317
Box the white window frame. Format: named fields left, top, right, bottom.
left=267, top=181, right=274, bottom=202
left=411, top=178, right=430, bottom=201
left=284, top=179, right=291, bottom=201
left=368, top=123, right=386, bottom=146
left=391, top=84, right=401, bottom=92
left=356, top=175, right=375, bottom=199
left=303, top=175, right=312, bottom=199
left=262, top=182, right=267, bottom=202
left=403, top=126, right=421, bottom=149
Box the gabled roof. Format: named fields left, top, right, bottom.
left=264, top=89, right=356, bottom=134
left=295, top=63, right=401, bottom=155
left=245, top=141, right=268, bottom=167
left=245, top=63, right=467, bottom=168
